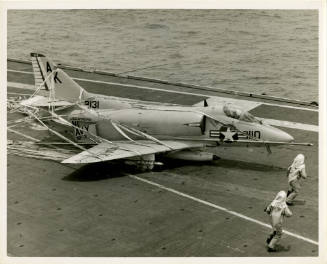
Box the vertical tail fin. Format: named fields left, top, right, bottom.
left=51, top=69, right=88, bottom=103
left=30, top=53, right=89, bottom=103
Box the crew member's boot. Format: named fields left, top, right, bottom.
left=268, top=237, right=279, bottom=252
left=266, top=231, right=276, bottom=244
left=286, top=191, right=297, bottom=205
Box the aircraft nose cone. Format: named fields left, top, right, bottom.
left=273, top=129, right=294, bottom=142
left=263, top=126, right=294, bottom=142
left=281, top=131, right=294, bottom=142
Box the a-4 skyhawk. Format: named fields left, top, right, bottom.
left=16, top=53, right=312, bottom=170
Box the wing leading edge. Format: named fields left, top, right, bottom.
left=62, top=140, right=205, bottom=164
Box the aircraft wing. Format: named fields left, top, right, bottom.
left=20, top=95, right=73, bottom=107
left=62, top=140, right=205, bottom=164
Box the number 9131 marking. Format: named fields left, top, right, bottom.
left=85, top=100, right=99, bottom=109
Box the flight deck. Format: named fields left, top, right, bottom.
left=7, top=59, right=319, bottom=257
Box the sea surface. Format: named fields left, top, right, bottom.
left=7, top=9, right=318, bottom=101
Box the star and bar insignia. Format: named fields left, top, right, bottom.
left=209, top=126, right=240, bottom=142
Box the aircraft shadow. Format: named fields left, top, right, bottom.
left=156, top=159, right=216, bottom=171
left=62, top=157, right=284, bottom=181
left=62, top=162, right=129, bottom=182
left=157, top=158, right=284, bottom=172
left=214, top=159, right=285, bottom=172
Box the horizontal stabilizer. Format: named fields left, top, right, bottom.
left=20, top=95, right=73, bottom=107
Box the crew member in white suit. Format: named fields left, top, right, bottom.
left=265, top=191, right=293, bottom=252
left=286, top=154, right=307, bottom=205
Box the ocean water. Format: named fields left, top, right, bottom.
left=7, top=9, right=318, bottom=101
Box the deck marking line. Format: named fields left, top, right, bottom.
left=8, top=81, right=35, bottom=90
left=129, top=174, right=318, bottom=246
left=7, top=69, right=318, bottom=112
left=8, top=69, right=34, bottom=75
left=7, top=127, right=39, bottom=142
left=7, top=82, right=319, bottom=131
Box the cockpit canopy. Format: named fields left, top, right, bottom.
left=223, top=104, right=261, bottom=123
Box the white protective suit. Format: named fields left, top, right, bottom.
left=286, top=154, right=307, bottom=203
left=265, top=191, right=292, bottom=250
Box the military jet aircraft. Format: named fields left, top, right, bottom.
left=16, top=53, right=312, bottom=171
